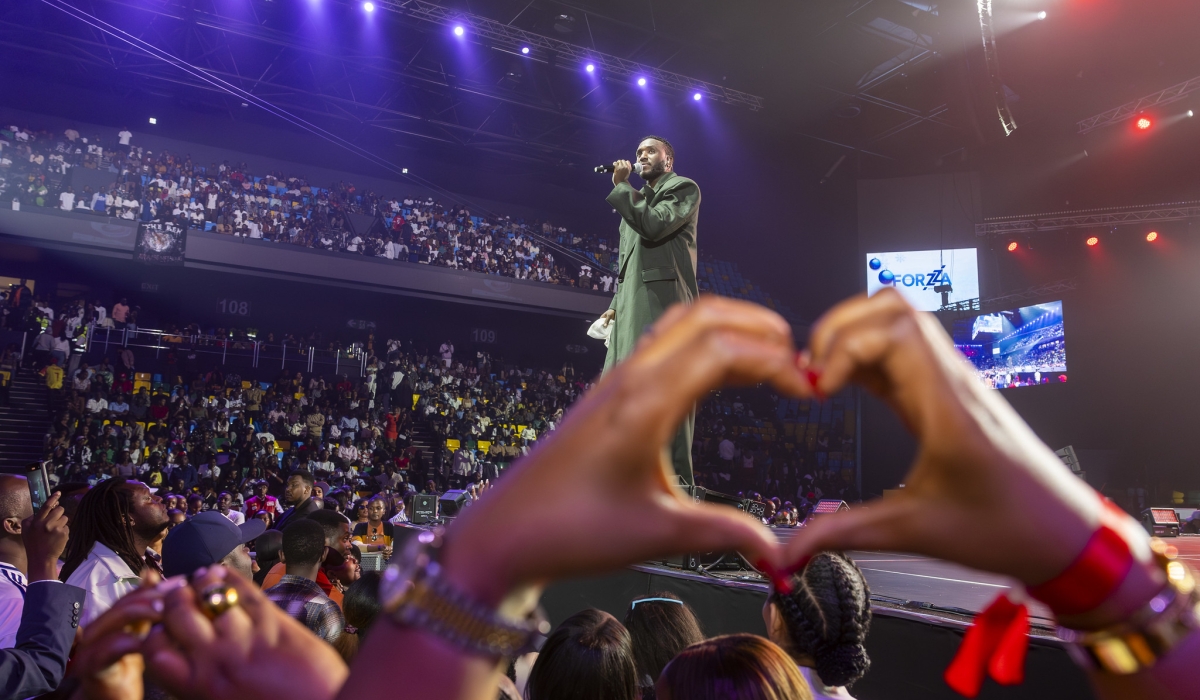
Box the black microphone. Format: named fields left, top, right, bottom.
left=594, top=162, right=644, bottom=175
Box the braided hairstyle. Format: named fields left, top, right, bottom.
left=60, top=478, right=145, bottom=581
left=770, top=552, right=871, bottom=688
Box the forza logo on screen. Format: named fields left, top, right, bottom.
left=865, top=248, right=979, bottom=311
left=870, top=259, right=951, bottom=290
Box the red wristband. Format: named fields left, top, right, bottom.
left=1026, top=503, right=1134, bottom=617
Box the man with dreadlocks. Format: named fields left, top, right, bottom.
left=60, top=479, right=169, bottom=626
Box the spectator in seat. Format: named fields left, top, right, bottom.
left=60, top=478, right=168, bottom=626
left=245, top=479, right=281, bottom=517
left=350, top=495, right=393, bottom=555
left=527, top=609, right=638, bottom=700
left=273, top=470, right=320, bottom=531
left=624, top=593, right=705, bottom=696
left=264, top=519, right=344, bottom=644
left=765, top=552, right=871, bottom=699
left=161, top=510, right=265, bottom=580
left=658, top=634, right=813, bottom=700
left=216, top=491, right=245, bottom=525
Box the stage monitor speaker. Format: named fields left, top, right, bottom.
left=668, top=487, right=761, bottom=573
left=1142, top=508, right=1180, bottom=538
left=813, top=499, right=850, bottom=515
left=439, top=490, right=470, bottom=518
left=410, top=494, right=438, bottom=524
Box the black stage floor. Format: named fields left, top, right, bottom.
left=844, top=551, right=1053, bottom=623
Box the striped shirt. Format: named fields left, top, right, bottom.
left=0, top=563, right=27, bottom=648
left=265, top=575, right=344, bottom=644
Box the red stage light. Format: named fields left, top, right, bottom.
left=1146, top=231, right=1159, bottom=242
left=1086, top=236, right=1099, bottom=247
left=1007, top=241, right=1019, bottom=252
left=1136, top=117, right=1153, bottom=130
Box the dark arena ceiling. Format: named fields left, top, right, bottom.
left=2, top=0, right=1200, bottom=210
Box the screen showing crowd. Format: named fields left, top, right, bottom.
left=952, top=300, right=1067, bottom=389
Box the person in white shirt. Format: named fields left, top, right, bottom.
left=58, top=188, right=74, bottom=212
left=117, top=128, right=132, bottom=149
left=216, top=492, right=245, bottom=526
left=198, top=462, right=221, bottom=483
left=61, top=479, right=169, bottom=626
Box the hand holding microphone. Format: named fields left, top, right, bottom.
left=594, top=160, right=642, bottom=186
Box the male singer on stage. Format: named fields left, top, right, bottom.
left=600, top=135, right=701, bottom=485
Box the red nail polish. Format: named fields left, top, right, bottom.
left=805, top=370, right=825, bottom=400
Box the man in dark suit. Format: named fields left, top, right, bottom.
left=272, top=470, right=321, bottom=531
left=600, top=135, right=701, bottom=485
left=0, top=490, right=86, bottom=700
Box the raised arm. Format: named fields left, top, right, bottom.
left=605, top=179, right=699, bottom=244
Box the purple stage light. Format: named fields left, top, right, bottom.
left=453, top=25, right=465, bottom=36
left=363, top=1, right=374, bottom=11
left=637, top=77, right=647, bottom=86
left=693, top=92, right=702, bottom=101
left=585, top=63, right=595, bottom=73
left=521, top=46, right=530, bottom=54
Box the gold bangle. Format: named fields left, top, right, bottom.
left=1060, top=539, right=1200, bottom=674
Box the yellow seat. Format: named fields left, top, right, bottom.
left=447, top=439, right=461, bottom=452
left=241, top=381, right=252, bottom=389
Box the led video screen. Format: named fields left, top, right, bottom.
left=952, top=301, right=1067, bottom=389
left=865, top=248, right=980, bottom=311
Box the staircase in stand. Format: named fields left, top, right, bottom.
left=0, top=368, right=51, bottom=470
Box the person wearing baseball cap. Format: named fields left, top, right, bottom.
left=161, top=511, right=266, bottom=579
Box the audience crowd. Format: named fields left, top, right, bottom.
left=0, top=278, right=1187, bottom=700
left=0, top=123, right=619, bottom=289
left=11, top=284, right=853, bottom=512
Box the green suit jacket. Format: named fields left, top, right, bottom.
left=603, top=170, right=701, bottom=372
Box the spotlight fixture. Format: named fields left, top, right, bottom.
left=1146, top=231, right=1159, bottom=242
left=148, top=117, right=157, bottom=125
left=1189, top=110, right=1195, bottom=118
left=1037, top=10, right=1047, bottom=19
left=1136, top=116, right=1153, bottom=130
left=521, top=46, right=530, bottom=54
left=585, top=63, right=595, bottom=73
left=1007, top=241, right=1019, bottom=252
left=693, top=92, right=702, bottom=101
left=637, top=77, right=647, bottom=87
left=453, top=25, right=464, bottom=36
left=363, top=1, right=374, bottom=11
left=1086, top=235, right=1099, bottom=247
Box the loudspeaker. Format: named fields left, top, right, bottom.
left=410, top=494, right=438, bottom=524
left=438, top=490, right=470, bottom=518
left=1142, top=508, right=1180, bottom=538
left=663, top=487, right=761, bottom=573
left=812, top=499, right=850, bottom=515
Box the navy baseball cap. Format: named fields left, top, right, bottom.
left=162, top=511, right=266, bottom=578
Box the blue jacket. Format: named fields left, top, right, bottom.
left=0, top=581, right=86, bottom=700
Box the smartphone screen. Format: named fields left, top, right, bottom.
left=26, top=463, right=50, bottom=510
